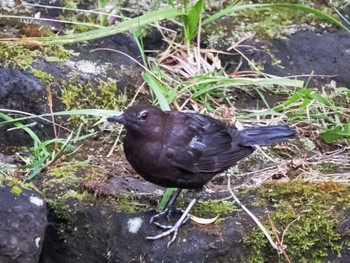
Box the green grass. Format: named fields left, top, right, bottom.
left=272, top=87, right=350, bottom=143
left=0, top=109, right=119, bottom=181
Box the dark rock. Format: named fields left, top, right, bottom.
left=39, top=204, right=246, bottom=263
left=37, top=181, right=350, bottom=263
left=0, top=67, right=56, bottom=152
left=0, top=68, right=45, bottom=111
left=221, top=29, right=350, bottom=89
left=266, top=30, right=350, bottom=88
left=64, top=33, right=144, bottom=94
left=40, top=206, right=114, bottom=263
left=0, top=33, right=144, bottom=153
left=0, top=184, right=47, bottom=263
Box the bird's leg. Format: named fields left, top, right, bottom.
left=149, top=188, right=182, bottom=224
left=146, top=190, right=202, bottom=247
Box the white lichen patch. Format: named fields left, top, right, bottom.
left=127, top=217, right=143, bottom=234
left=35, top=237, right=41, bottom=248
left=65, top=60, right=103, bottom=75
left=30, top=196, right=44, bottom=207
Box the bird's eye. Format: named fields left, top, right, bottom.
left=139, top=111, right=148, bottom=120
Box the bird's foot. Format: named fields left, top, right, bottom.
left=146, top=190, right=201, bottom=247
left=146, top=215, right=189, bottom=247
left=152, top=215, right=189, bottom=229
left=149, top=207, right=183, bottom=224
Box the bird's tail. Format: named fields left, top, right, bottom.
left=238, top=125, right=295, bottom=146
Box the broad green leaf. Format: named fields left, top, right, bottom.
left=188, top=0, right=205, bottom=40
left=320, top=122, right=350, bottom=143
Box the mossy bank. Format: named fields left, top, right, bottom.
left=244, top=181, right=350, bottom=262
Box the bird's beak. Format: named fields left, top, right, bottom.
left=107, top=114, right=126, bottom=124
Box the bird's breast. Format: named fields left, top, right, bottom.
left=124, top=137, right=163, bottom=170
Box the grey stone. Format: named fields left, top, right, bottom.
left=0, top=184, right=47, bottom=263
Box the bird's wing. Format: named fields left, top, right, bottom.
left=164, top=113, right=254, bottom=173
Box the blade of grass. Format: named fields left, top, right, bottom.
left=18, top=157, right=47, bottom=170
left=191, top=77, right=303, bottom=97
left=157, top=188, right=177, bottom=211
left=143, top=71, right=171, bottom=111
left=203, top=3, right=350, bottom=34
left=24, top=163, right=46, bottom=182
left=187, top=0, right=205, bottom=42
left=1, top=8, right=184, bottom=45
left=143, top=69, right=174, bottom=210
left=0, top=109, right=121, bottom=127
left=0, top=113, right=46, bottom=154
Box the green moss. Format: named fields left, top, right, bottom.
left=3, top=177, right=33, bottom=195
left=61, top=78, right=126, bottom=109
left=245, top=227, right=275, bottom=263
left=245, top=181, right=349, bottom=262
left=203, top=0, right=349, bottom=42
left=43, top=161, right=148, bottom=218
left=49, top=161, right=89, bottom=178
left=10, top=185, right=23, bottom=195
left=192, top=200, right=238, bottom=217
left=60, top=78, right=127, bottom=125
left=32, top=69, right=54, bottom=82
left=237, top=0, right=348, bottom=39
left=0, top=177, right=36, bottom=195
left=0, top=43, right=34, bottom=69
left=43, top=162, right=89, bottom=218
left=109, top=194, right=148, bottom=213
left=0, top=43, right=72, bottom=70
left=37, top=45, right=73, bottom=62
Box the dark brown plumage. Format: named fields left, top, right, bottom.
left=108, top=104, right=295, bottom=246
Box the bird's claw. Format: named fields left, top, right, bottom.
left=149, top=207, right=183, bottom=224
left=146, top=224, right=180, bottom=247
left=152, top=221, right=173, bottom=229
left=146, top=212, right=190, bottom=247
left=152, top=215, right=189, bottom=229
left=146, top=193, right=200, bottom=247
left=149, top=208, right=169, bottom=224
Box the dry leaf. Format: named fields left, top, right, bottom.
left=188, top=214, right=219, bottom=225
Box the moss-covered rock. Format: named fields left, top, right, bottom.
left=244, top=181, right=350, bottom=262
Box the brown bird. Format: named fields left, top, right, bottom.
left=108, top=104, right=295, bottom=246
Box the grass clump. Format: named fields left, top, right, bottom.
left=274, top=87, right=350, bottom=143
left=232, top=0, right=349, bottom=39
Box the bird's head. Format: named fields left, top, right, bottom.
left=107, top=104, right=167, bottom=138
